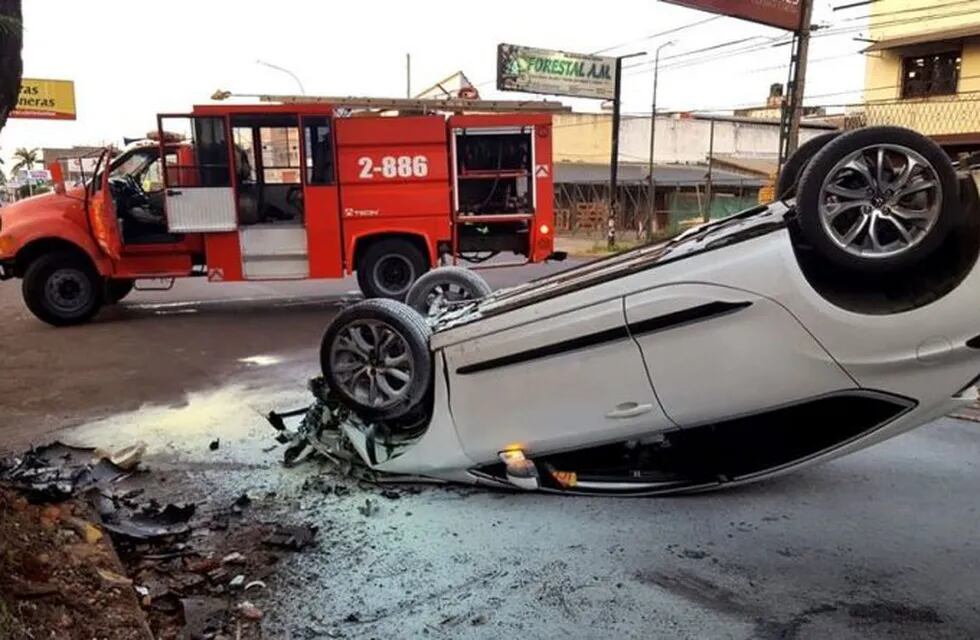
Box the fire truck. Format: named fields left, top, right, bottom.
left=0, top=96, right=567, bottom=326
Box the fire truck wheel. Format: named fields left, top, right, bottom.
left=22, top=251, right=103, bottom=326
left=776, top=132, right=839, bottom=200
left=405, top=267, right=492, bottom=317
left=321, top=298, right=433, bottom=420
left=356, top=239, right=429, bottom=301
left=106, top=279, right=135, bottom=304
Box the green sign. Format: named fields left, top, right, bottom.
left=497, top=44, right=616, bottom=100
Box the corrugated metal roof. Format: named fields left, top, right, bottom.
left=865, top=24, right=980, bottom=52
left=554, top=162, right=766, bottom=188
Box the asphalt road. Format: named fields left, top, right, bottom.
left=3, top=260, right=980, bottom=639
left=0, top=260, right=577, bottom=451
left=65, top=385, right=980, bottom=640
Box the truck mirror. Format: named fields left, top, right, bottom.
left=48, top=162, right=66, bottom=195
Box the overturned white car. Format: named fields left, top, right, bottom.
left=305, top=126, right=980, bottom=495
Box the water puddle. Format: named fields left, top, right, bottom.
left=64, top=384, right=309, bottom=462
left=238, top=355, right=283, bottom=367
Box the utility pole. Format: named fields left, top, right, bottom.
left=647, top=41, right=674, bottom=240
left=778, top=0, right=814, bottom=169
left=704, top=118, right=715, bottom=223
left=406, top=53, right=412, bottom=98
left=609, top=51, right=645, bottom=250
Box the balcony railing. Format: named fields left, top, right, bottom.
left=844, top=94, right=980, bottom=138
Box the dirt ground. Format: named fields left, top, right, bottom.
left=0, top=488, right=152, bottom=640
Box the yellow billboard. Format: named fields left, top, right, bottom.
left=11, top=78, right=76, bottom=120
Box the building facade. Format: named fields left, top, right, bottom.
left=861, top=0, right=980, bottom=152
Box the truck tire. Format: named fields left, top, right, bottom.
left=777, top=132, right=839, bottom=200
left=405, top=266, right=492, bottom=317
left=356, top=238, right=428, bottom=301
left=106, top=279, right=135, bottom=304
left=796, top=126, right=960, bottom=275
left=320, top=299, right=432, bottom=420
left=22, top=251, right=103, bottom=326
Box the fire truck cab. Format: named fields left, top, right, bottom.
left=0, top=98, right=562, bottom=325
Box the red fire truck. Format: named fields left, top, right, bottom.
left=0, top=97, right=566, bottom=325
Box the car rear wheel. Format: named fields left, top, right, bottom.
left=405, top=266, right=492, bottom=316
left=23, top=251, right=103, bottom=326
left=356, top=239, right=428, bottom=301
left=776, top=132, right=839, bottom=200
left=320, top=299, right=432, bottom=419
left=795, top=126, right=960, bottom=274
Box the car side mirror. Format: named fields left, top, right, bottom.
left=47, top=162, right=66, bottom=195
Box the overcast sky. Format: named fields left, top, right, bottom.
left=2, top=0, right=876, bottom=167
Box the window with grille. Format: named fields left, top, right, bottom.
left=901, top=51, right=961, bottom=99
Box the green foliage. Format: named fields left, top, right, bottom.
left=11, top=146, right=38, bottom=173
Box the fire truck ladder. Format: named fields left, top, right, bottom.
left=213, top=92, right=571, bottom=114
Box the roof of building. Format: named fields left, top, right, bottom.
left=865, top=23, right=980, bottom=52
left=554, top=162, right=766, bottom=188
left=712, top=154, right=778, bottom=179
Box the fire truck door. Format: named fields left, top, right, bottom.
left=300, top=115, right=343, bottom=278
left=88, top=149, right=123, bottom=261
left=158, top=115, right=237, bottom=233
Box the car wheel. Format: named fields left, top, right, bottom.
left=320, top=299, right=433, bottom=420
left=776, top=132, right=839, bottom=199
left=795, top=126, right=960, bottom=274
left=356, top=239, right=428, bottom=300
left=405, top=266, right=492, bottom=316
left=106, top=279, right=135, bottom=304
left=22, top=251, right=103, bottom=326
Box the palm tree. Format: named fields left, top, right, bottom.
left=0, top=1, right=23, bottom=134
left=11, top=147, right=38, bottom=173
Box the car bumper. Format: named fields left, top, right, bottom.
left=0, top=260, right=14, bottom=280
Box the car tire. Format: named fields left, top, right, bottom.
left=356, top=239, right=429, bottom=301
left=795, top=126, right=961, bottom=274
left=22, top=251, right=103, bottom=326
left=106, top=279, right=135, bottom=304
left=320, top=298, right=433, bottom=420
left=776, top=132, right=839, bottom=200
left=405, top=266, right=492, bottom=316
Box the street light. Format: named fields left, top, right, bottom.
left=256, top=59, right=306, bottom=95
left=646, top=40, right=675, bottom=239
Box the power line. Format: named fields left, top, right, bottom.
left=591, top=15, right=723, bottom=55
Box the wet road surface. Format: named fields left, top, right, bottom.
left=60, top=384, right=980, bottom=640
left=0, top=260, right=576, bottom=451
left=3, top=259, right=980, bottom=638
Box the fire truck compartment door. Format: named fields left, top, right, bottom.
left=159, top=115, right=238, bottom=233
left=89, top=150, right=123, bottom=261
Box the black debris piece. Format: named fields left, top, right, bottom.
left=208, top=439, right=220, bottom=451
left=263, top=524, right=317, bottom=551
left=100, top=501, right=196, bottom=541
left=180, top=597, right=228, bottom=639
left=0, top=441, right=131, bottom=502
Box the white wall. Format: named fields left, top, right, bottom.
left=617, top=116, right=829, bottom=165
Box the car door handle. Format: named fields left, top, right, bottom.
left=605, top=402, right=654, bottom=419
left=166, top=189, right=183, bottom=196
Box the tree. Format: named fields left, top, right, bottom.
left=0, top=1, right=23, bottom=134
left=11, top=146, right=38, bottom=173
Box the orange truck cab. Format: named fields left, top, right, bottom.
left=0, top=100, right=562, bottom=326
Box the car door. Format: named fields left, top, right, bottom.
left=88, top=150, right=122, bottom=261
left=442, top=297, right=674, bottom=463
left=624, top=283, right=854, bottom=426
